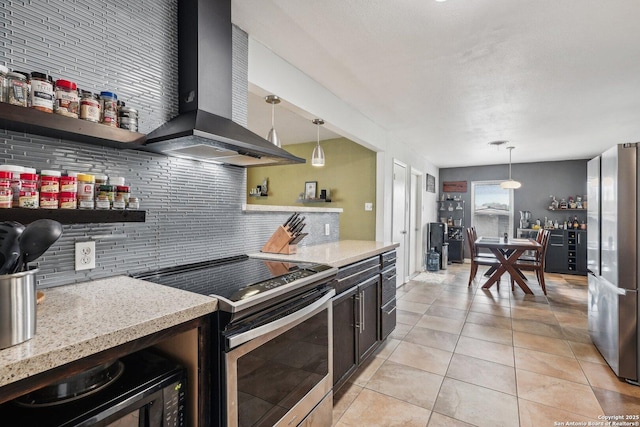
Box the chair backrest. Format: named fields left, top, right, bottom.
left=537, top=229, right=551, bottom=264
left=470, top=226, right=478, bottom=242
left=466, top=228, right=477, bottom=258
left=536, top=228, right=544, bottom=243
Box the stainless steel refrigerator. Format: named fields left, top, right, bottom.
left=587, top=143, right=639, bottom=382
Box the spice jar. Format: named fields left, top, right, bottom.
left=0, top=171, right=13, bottom=208
left=19, top=172, right=39, bottom=208
left=59, top=192, right=76, bottom=209
left=30, top=72, right=54, bottom=113
left=77, top=173, right=95, bottom=209
left=6, top=72, right=28, bottom=107
left=40, top=170, right=61, bottom=208
left=118, top=106, right=138, bottom=132
left=95, top=194, right=110, bottom=210
left=40, top=170, right=61, bottom=193
left=79, top=90, right=101, bottom=122
left=60, top=174, right=77, bottom=193
left=127, top=196, right=139, bottom=210
left=110, top=176, right=125, bottom=186
left=98, top=184, right=115, bottom=207
left=99, top=91, right=118, bottom=127
left=94, top=174, right=108, bottom=187
left=54, top=79, right=79, bottom=118
left=0, top=165, right=23, bottom=207
left=0, top=64, right=8, bottom=103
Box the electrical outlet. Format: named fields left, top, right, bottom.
left=75, top=241, right=96, bottom=271
left=365, top=202, right=373, bottom=211
left=325, top=224, right=330, bottom=236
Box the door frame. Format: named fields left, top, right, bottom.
left=409, top=168, right=423, bottom=277
left=392, top=159, right=409, bottom=286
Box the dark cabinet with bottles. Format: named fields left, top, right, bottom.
left=437, top=199, right=465, bottom=263
left=545, top=229, right=587, bottom=275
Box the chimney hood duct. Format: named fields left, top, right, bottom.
left=142, top=0, right=305, bottom=167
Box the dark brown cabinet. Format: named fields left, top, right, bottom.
left=332, top=287, right=358, bottom=387
left=331, top=250, right=398, bottom=391
left=357, top=275, right=380, bottom=363
left=545, top=229, right=587, bottom=275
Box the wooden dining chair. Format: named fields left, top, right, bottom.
left=511, top=229, right=551, bottom=294
left=466, top=228, right=500, bottom=287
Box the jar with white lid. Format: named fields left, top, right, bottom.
left=0, top=65, right=8, bottom=103
left=0, top=165, right=24, bottom=207
left=110, top=176, right=125, bottom=186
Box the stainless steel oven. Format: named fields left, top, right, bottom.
left=134, top=256, right=338, bottom=427
left=224, top=287, right=334, bottom=427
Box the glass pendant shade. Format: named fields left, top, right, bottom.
left=311, top=119, right=325, bottom=167
left=500, top=146, right=522, bottom=189
left=265, top=95, right=281, bottom=148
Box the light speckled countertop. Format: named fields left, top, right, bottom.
left=0, top=276, right=218, bottom=388
left=249, top=240, right=398, bottom=267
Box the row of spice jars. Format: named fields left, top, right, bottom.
left=0, top=65, right=138, bottom=132
left=0, top=165, right=139, bottom=210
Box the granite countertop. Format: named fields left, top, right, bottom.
left=0, top=276, right=218, bottom=388
left=249, top=240, right=399, bottom=267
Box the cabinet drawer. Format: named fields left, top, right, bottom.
left=381, top=267, right=396, bottom=305
left=332, top=257, right=380, bottom=295
left=381, top=250, right=397, bottom=269
left=380, top=298, right=397, bottom=340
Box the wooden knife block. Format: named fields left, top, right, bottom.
left=261, top=225, right=297, bottom=254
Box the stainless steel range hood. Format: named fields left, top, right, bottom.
left=142, top=0, right=304, bottom=167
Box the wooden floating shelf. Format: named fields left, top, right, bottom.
left=547, top=208, right=586, bottom=211
left=295, top=198, right=332, bottom=203
left=0, top=102, right=146, bottom=149
left=0, top=208, right=146, bottom=225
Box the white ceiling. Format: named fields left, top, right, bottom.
left=234, top=0, right=640, bottom=168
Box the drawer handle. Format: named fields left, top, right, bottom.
left=384, top=305, right=397, bottom=315
left=385, top=274, right=397, bottom=282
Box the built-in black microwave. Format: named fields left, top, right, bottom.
left=0, top=349, right=186, bottom=427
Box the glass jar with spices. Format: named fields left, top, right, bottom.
left=54, top=79, right=79, bottom=118
left=30, top=72, right=54, bottom=113
left=99, top=91, right=118, bottom=127
left=77, top=173, right=95, bottom=209
left=19, top=172, right=39, bottom=208
left=0, top=171, right=13, bottom=209
left=0, top=165, right=23, bottom=207
left=59, top=191, right=76, bottom=209
left=93, top=174, right=108, bottom=187
left=98, top=184, right=115, bottom=207
left=6, top=72, right=28, bottom=107
left=95, top=194, right=110, bottom=210
left=0, top=65, right=8, bottom=103
left=118, top=106, right=138, bottom=132
left=60, top=174, right=77, bottom=193
left=40, top=170, right=61, bottom=209
left=79, top=90, right=101, bottom=122
left=127, top=196, right=139, bottom=210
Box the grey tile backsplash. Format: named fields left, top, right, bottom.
left=0, top=0, right=338, bottom=288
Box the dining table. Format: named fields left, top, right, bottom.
left=474, top=236, right=543, bottom=294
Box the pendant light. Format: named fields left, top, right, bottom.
left=311, top=119, right=325, bottom=167
left=265, top=95, right=281, bottom=147
left=500, top=146, right=522, bottom=189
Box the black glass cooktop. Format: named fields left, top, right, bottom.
left=133, top=255, right=333, bottom=303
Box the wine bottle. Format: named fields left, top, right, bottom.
left=572, top=216, right=580, bottom=229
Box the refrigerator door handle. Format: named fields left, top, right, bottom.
left=595, top=275, right=628, bottom=295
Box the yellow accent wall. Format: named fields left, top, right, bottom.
left=247, top=137, right=377, bottom=241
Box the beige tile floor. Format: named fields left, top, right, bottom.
left=332, top=262, right=640, bottom=426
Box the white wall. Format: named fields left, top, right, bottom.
left=248, top=38, right=439, bottom=252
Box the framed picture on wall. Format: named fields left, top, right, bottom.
left=426, top=174, right=436, bottom=193
left=305, top=181, right=317, bottom=199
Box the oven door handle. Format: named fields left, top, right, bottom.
left=227, top=288, right=336, bottom=349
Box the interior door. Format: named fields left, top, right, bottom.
left=392, top=161, right=408, bottom=286
left=409, top=170, right=422, bottom=276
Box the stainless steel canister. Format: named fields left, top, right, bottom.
left=0, top=268, right=38, bottom=349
